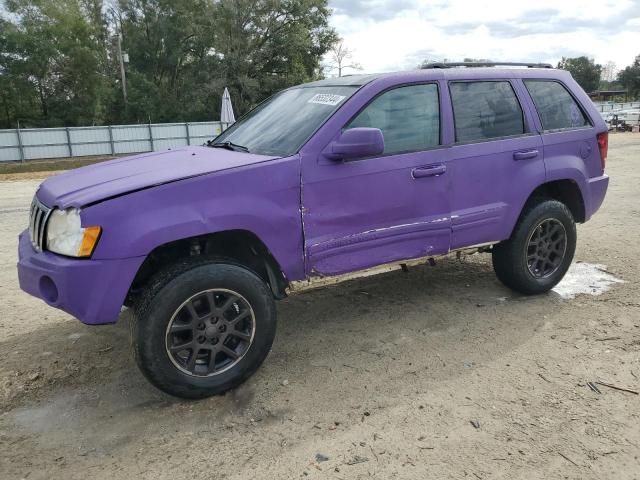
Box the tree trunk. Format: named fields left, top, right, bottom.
left=37, top=80, right=48, bottom=120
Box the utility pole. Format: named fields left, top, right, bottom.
left=117, top=34, right=128, bottom=103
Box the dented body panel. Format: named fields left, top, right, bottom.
left=83, top=156, right=304, bottom=280
left=19, top=154, right=305, bottom=324
left=288, top=242, right=496, bottom=294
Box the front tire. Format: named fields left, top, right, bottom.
left=131, top=260, right=277, bottom=399
left=492, top=199, right=576, bottom=295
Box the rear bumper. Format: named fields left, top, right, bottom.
left=585, top=174, right=609, bottom=220
left=17, top=230, right=145, bottom=325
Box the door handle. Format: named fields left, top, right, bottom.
left=513, top=149, right=539, bottom=160
left=412, top=164, right=446, bottom=179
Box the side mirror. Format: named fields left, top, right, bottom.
left=324, top=128, right=384, bottom=161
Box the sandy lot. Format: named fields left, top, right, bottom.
left=0, top=135, right=638, bottom=480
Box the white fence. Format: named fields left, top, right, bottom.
left=593, top=101, right=640, bottom=113
left=0, top=121, right=230, bottom=162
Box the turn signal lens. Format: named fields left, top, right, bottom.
left=78, top=226, right=102, bottom=257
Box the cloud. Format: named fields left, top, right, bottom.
left=446, top=4, right=640, bottom=38
left=328, top=0, right=640, bottom=73
left=331, top=0, right=423, bottom=21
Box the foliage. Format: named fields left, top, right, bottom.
left=618, top=55, right=640, bottom=98
left=0, top=0, right=109, bottom=127
left=207, top=0, right=338, bottom=118
left=557, top=56, right=602, bottom=93
left=0, top=0, right=337, bottom=128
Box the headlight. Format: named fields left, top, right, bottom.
left=46, top=208, right=101, bottom=257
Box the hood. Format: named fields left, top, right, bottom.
left=37, top=146, right=278, bottom=209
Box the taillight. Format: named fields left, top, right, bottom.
left=597, top=131, right=608, bottom=172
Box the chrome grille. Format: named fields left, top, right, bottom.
left=29, top=196, right=51, bottom=252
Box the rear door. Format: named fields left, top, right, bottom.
left=445, top=79, right=546, bottom=250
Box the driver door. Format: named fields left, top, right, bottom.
left=301, top=82, right=452, bottom=277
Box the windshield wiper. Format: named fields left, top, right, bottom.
left=207, top=140, right=250, bottom=153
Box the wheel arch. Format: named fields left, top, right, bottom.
left=126, top=229, right=289, bottom=305
left=521, top=179, right=586, bottom=224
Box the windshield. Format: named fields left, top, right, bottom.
left=213, top=86, right=358, bottom=156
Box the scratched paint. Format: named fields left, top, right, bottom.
left=553, top=262, right=624, bottom=299
left=347, top=218, right=448, bottom=239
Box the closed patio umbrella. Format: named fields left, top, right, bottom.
left=221, top=87, right=235, bottom=129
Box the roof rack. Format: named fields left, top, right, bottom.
left=423, top=62, right=553, bottom=69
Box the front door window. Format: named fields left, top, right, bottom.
left=345, top=83, right=440, bottom=155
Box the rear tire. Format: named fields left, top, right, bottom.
left=131, top=258, right=277, bottom=399
left=492, top=199, right=576, bottom=295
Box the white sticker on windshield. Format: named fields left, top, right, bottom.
left=308, top=93, right=346, bottom=106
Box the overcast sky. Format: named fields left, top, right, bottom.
left=328, top=0, right=640, bottom=74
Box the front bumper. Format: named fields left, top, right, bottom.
left=17, top=230, right=145, bottom=325
left=585, top=174, right=609, bottom=220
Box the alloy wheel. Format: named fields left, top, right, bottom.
left=525, top=218, right=567, bottom=279
left=165, top=289, right=255, bottom=376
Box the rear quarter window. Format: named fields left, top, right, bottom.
left=524, top=80, right=590, bottom=131
left=450, top=81, right=525, bottom=143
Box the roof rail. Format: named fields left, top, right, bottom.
left=423, top=62, right=553, bottom=69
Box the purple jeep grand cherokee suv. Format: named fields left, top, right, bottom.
left=18, top=63, right=609, bottom=398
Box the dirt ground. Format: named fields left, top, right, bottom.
left=0, top=135, right=638, bottom=480
left=0, top=155, right=115, bottom=176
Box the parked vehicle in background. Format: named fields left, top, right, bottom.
left=18, top=63, right=609, bottom=398
left=604, top=111, right=640, bottom=132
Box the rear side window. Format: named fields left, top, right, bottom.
left=346, top=83, right=440, bottom=155
left=524, top=80, right=590, bottom=131
left=450, top=81, right=525, bottom=142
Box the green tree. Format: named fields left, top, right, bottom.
left=108, top=0, right=336, bottom=123
left=108, top=0, right=215, bottom=123
left=0, top=18, right=39, bottom=127
left=618, top=55, right=640, bottom=98
left=207, top=0, right=337, bottom=116
left=0, top=0, right=110, bottom=128
left=557, top=56, right=602, bottom=93
left=0, top=0, right=336, bottom=127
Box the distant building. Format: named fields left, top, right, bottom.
left=588, top=89, right=628, bottom=101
